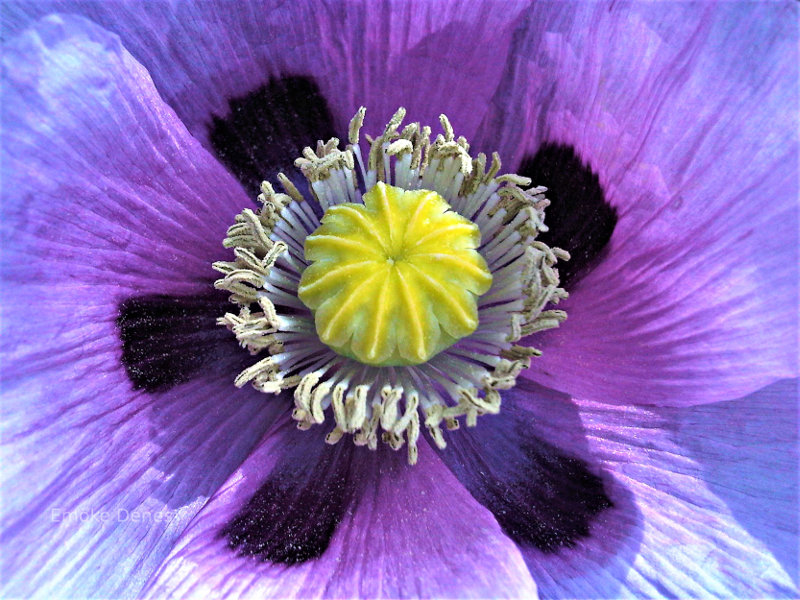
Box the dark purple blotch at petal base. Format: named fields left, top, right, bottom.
left=221, top=426, right=357, bottom=564
left=519, top=143, right=617, bottom=287
left=498, top=437, right=612, bottom=551
left=117, top=293, right=240, bottom=393
left=208, top=76, right=337, bottom=198
left=434, top=393, right=612, bottom=552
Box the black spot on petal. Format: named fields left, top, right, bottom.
left=117, top=293, right=235, bottom=393
left=209, top=76, right=337, bottom=197
left=222, top=430, right=356, bottom=564
left=434, top=398, right=612, bottom=552
left=488, top=434, right=612, bottom=551
left=519, top=143, right=617, bottom=287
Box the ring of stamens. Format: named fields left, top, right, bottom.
left=214, top=107, right=569, bottom=464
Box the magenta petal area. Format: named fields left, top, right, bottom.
left=514, top=380, right=798, bottom=598
left=1, top=15, right=282, bottom=598
left=495, top=2, right=800, bottom=406
left=3, top=0, right=531, bottom=155
left=143, top=416, right=538, bottom=600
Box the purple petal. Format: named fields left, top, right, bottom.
left=143, top=416, right=538, bottom=599
left=431, top=381, right=613, bottom=554
left=514, top=380, right=799, bottom=598
left=493, top=1, right=799, bottom=405
left=220, top=420, right=360, bottom=566
left=2, top=16, right=252, bottom=290
left=3, top=0, right=532, bottom=151
left=207, top=76, right=337, bottom=196
left=665, top=378, right=799, bottom=587
left=1, top=15, right=281, bottom=597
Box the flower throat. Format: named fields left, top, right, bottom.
left=214, top=107, right=568, bottom=464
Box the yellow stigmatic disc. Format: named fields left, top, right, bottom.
left=298, top=182, right=492, bottom=366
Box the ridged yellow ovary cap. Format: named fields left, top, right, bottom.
left=298, top=182, right=493, bottom=366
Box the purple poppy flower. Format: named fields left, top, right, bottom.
left=2, top=1, right=798, bottom=598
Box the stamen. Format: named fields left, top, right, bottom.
left=214, top=108, right=569, bottom=464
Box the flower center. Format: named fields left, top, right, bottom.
left=298, top=182, right=492, bottom=366
left=214, top=107, right=570, bottom=464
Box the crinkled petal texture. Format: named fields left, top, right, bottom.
left=2, top=0, right=530, bottom=153
left=143, top=415, right=538, bottom=600
left=1, top=15, right=283, bottom=598
left=2, top=4, right=798, bottom=600
left=146, top=378, right=799, bottom=600
left=493, top=380, right=798, bottom=598
left=477, top=1, right=799, bottom=406
left=5, top=2, right=797, bottom=408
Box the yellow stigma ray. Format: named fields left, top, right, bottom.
left=298, top=182, right=492, bottom=366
